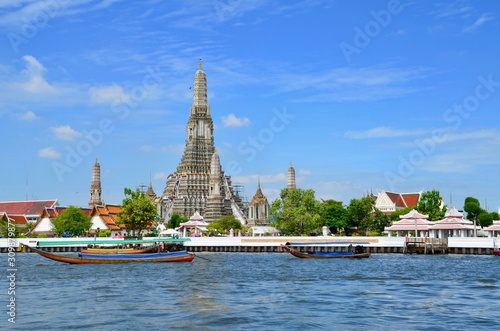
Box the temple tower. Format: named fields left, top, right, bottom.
left=247, top=178, right=270, bottom=226
left=204, top=149, right=226, bottom=222
left=146, top=176, right=157, bottom=201
left=287, top=162, right=296, bottom=191
left=162, top=60, right=244, bottom=222
left=89, top=156, right=102, bottom=206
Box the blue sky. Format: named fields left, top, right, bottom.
left=1, top=0, right=499, bottom=212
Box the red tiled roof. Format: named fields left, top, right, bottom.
left=0, top=200, right=57, bottom=215
left=82, top=209, right=92, bottom=216
left=47, top=208, right=57, bottom=217
left=101, top=215, right=120, bottom=230
left=89, top=204, right=123, bottom=231
left=106, top=205, right=121, bottom=214
left=9, top=215, right=28, bottom=225
left=385, top=192, right=420, bottom=208
left=401, top=194, right=420, bottom=207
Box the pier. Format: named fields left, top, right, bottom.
left=403, top=238, right=448, bottom=254
left=0, top=236, right=497, bottom=255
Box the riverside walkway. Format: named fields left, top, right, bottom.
left=1, top=236, right=498, bottom=255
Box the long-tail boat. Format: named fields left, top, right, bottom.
left=280, top=243, right=370, bottom=259
left=80, top=246, right=158, bottom=255
left=23, top=244, right=195, bottom=264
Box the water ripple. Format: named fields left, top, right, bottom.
left=8, top=253, right=500, bottom=330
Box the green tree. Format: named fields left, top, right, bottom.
left=491, top=211, right=499, bottom=221
left=1, top=221, right=21, bottom=238
left=118, top=188, right=158, bottom=237
left=207, top=215, right=243, bottom=234
left=417, top=190, right=446, bottom=221
left=464, top=197, right=481, bottom=222
left=52, top=216, right=66, bottom=237
left=52, top=206, right=91, bottom=237
left=464, top=197, right=481, bottom=236
left=477, top=211, right=494, bottom=227
left=319, top=199, right=348, bottom=234
left=167, top=214, right=184, bottom=229
left=370, top=209, right=391, bottom=235
left=270, top=188, right=322, bottom=235
left=346, top=196, right=375, bottom=235
left=389, top=206, right=414, bottom=222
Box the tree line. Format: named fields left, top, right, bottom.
left=5, top=187, right=498, bottom=238
left=270, top=188, right=499, bottom=236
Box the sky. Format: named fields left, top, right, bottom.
left=1, top=0, right=499, bottom=212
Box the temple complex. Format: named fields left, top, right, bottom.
left=161, top=60, right=246, bottom=224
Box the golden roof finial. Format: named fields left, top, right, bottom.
left=198, top=58, right=203, bottom=70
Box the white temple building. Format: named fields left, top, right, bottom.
left=485, top=220, right=500, bottom=237
left=384, top=209, right=433, bottom=237
left=178, top=211, right=209, bottom=237
left=428, top=207, right=475, bottom=238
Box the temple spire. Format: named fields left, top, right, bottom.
left=287, top=162, right=296, bottom=191
left=192, top=57, right=208, bottom=109
left=89, top=156, right=102, bottom=206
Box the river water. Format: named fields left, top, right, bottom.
left=4, top=252, right=500, bottom=330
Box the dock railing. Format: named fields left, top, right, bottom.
left=404, top=237, right=448, bottom=254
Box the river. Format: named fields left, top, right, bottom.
left=4, top=253, right=500, bottom=330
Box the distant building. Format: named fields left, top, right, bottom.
left=89, top=204, right=125, bottom=236
left=375, top=190, right=421, bottom=214
left=0, top=200, right=58, bottom=228
left=31, top=206, right=92, bottom=236
left=247, top=179, right=270, bottom=226
left=428, top=207, right=475, bottom=238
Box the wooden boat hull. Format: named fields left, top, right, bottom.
left=80, top=246, right=157, bottom=254
left=78, top=251, right=189, bottom=259
left=281, top=244, right=370, bottom=259
left=24, top=245, right=195, bottom=264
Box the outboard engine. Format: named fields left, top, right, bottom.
left=355, top=245, right=365, bottom=254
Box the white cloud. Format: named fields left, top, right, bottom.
left=19, top=110, right=38, bottom=121
left=429, top=129, right=498, bottom=144
left=222, top=113, right=250, bottom=127
left=232, top=173, right=287, bottom=185
left=153, top=172, right=168, bottom=181
left=17, top=55, right=58, bottom=94
left=271, top=66, right=431, bottom=102
left=0, top=0, right=125, bottom=28
left=38, top=147, right=60, bottom=159
left=159, top=144, right=185, bottom=154
left=51, top=125, right=82, bottom=141
left=463, top=13, right=494, bottom=32
left=89, top=84, right=130, bottom=105
left=298, top=169, right=312, bottom=176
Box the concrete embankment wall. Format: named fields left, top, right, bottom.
left=0, top=236, right=497, bottom=255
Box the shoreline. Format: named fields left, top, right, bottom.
left=0, top=236, right=498, bottom=255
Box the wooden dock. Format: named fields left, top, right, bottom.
left=404, top=237, right=448, bottom=254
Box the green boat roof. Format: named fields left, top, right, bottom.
left=35, top=238, right=190, bottom=247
